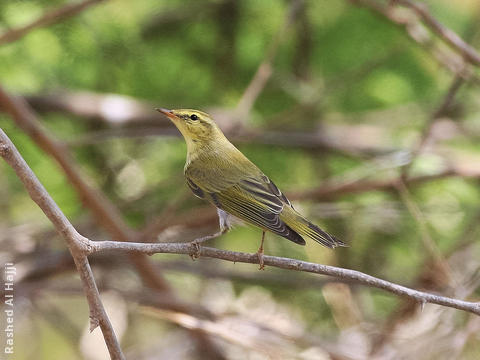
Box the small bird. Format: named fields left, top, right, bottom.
left=157, top=108, right=345, bottom=268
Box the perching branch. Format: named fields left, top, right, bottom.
left=0, top=0, right=106, bottom=46
left=3, top=121, right=480, bottom=320
left=0, top=129, right=125, bottom=360
left=81, top=240, right=480, bottom=316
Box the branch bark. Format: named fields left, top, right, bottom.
left=394, top=0, right=480, bottom=66
left=85, top=240, right=480, bottom=316
left=0, top=129, right=125, bottom=360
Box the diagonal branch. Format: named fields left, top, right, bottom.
left=394, top=0, right=480, bottom=66
left=0, top=85, right=226, bottom=359
left=0, top=85, right=172, bottom=290
left=235, top=0, right=305, bottom=117
left=0, top=129, right=125, bottom=360
left=0, top=0, right=106, bottom=46
left=351, top=0, right=480, bottom=80
left=401, top=75, right=464, bottom=179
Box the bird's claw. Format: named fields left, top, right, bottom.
left=257, top=250, right=265, bottom=270
left=190, top=240, right=201, bottom=260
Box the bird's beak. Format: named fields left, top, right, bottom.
left=156, top=108, right=177, bottom=119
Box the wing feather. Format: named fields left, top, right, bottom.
left=185, top=154, right=305, bottom=245
left=211, top=179, right=305, bottom=245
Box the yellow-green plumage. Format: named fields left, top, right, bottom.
left=157, top=108, right=344, bottom=248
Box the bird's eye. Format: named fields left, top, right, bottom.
left=190, top=114, right=198, bottom=121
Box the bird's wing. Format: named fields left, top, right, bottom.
left=184, top=154, right=304, bottom=244
left=203, top=173, right=305, bottom=244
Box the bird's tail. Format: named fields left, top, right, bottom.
left=281, top=208, right=346, bottom=248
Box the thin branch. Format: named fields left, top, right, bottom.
left=394, top=0, right=480, bottom=66
left=235, top=0, right=305, bottom=117
left=395, top=179, right=452, bottom=282
left=290, top=167, right=480, bottom=201
left=351, top=0, right=480, bottom=81
left=24, top=91, right=171, bottom=128
left=401, top=75, right=464, bottom=178
left=0, top=0, right=106, bottom=46
left=84, top=240, right=480, bottom=316
left=0, top=129, right=125, bottom=360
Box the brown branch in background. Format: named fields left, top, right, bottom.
left=13, top=89, right=480, bottom=204
left=290, top=167, right=480, bottom=201
left=401, top=75, right=465, bottom=178
left=235, top=0, right=305, bottom=117
left=395, top=180, right=452, bottom=282
left=24, top=92, right=171, bottom=128
left=141, top=0, right=234, bottom=39
left=22, top=90, right=397, bottom=157
left=393, top=0, right=480, bottom=66
left=350, top=0, right=480, bottom=80
left=0, top=129, right=125, bottom=360
left=0, top=0, right=106, bottom=46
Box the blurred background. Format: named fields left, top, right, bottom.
left=1, top=0, right=480, bottom=359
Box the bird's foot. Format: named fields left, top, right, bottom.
left=190, top=240, right=201, bottom=260
left=189, top=228, right=229, bottom=260
left=257, top=249, right=265, bottom=270
left=257, top=231, right=266, bottom=270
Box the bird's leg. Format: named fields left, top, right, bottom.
left=257, top=231, right=266, bottom=270
left=190, top=208, right=231, bottom=259
left=190, top=228, right=229, bottom=259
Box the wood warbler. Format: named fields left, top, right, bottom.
left=157, top=108, right=344, bottom=266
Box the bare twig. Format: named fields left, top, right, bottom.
left=0, top=129, right=125, bottom=360
left=141, top=0, right=233, bottom=39
left=394, top=0, right=480, bottom=66
left=24, top=91, right=171, bottom=128
left=235, top=0, right=305, bottom=117
left=395, top=179, right=452, bottom=281
left=0, top=0, right=106, bottom=46
left=351, top=0, right=480, bottom=80
left=290, top=167, right=480, bottom=201
left=401, top=75, right=464, bottom=178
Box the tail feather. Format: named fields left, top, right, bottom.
left=304, top=221, right=346, bottom=248
left=281, top=208, right=345, bottom=248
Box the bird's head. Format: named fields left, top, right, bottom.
left=156, top=108, right=223, bottom=145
